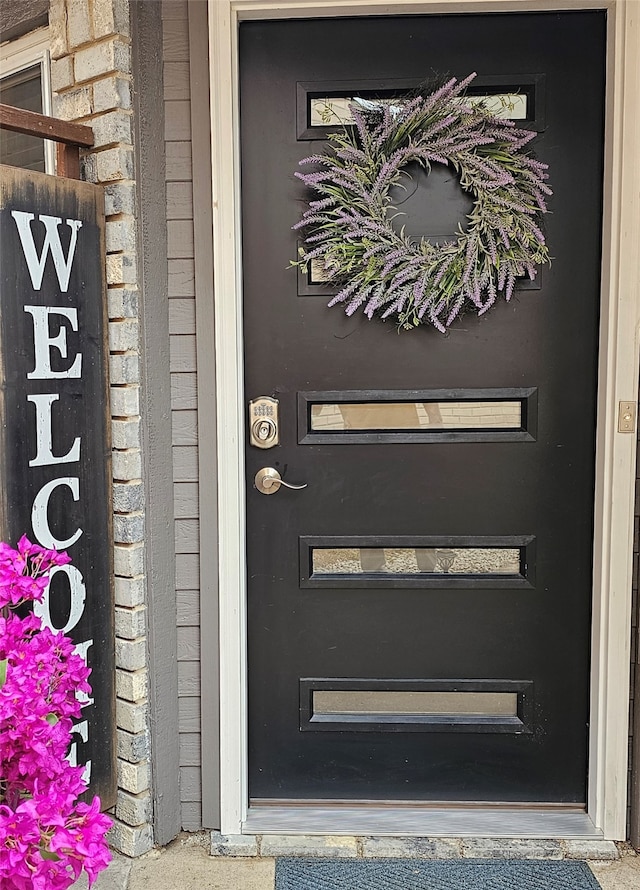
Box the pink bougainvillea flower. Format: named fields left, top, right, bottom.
left=16, top=535, right=72, bottom=572
left=0, top=536, right=112, bottom=889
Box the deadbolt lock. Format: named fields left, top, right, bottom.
left=249, top=396, right=280, bottom=449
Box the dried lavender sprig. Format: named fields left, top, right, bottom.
left=293, top=73, right=552, bottom=332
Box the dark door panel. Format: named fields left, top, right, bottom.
left=241, top=11, right=605, bottom=803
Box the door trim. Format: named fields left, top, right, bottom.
left=205, top=0, right=640, bottom=839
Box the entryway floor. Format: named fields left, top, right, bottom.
left=84, top=834, right=640, bottom=890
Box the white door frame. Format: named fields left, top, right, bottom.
left=206, top=0, right=640, bottom=839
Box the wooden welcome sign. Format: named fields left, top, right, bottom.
left=0, top=166, right=115, bottom=807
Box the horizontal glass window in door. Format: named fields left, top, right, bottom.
left=308, top=93, right=528, bottom=127
left=311, top=547, right=521, bottom=576
left=299, top=679, right=534, bottom=733
left=296, top=77, right=544, bottom=141
left=310, top=401, right=521, bottom=431
left=298, top=389, right=537, bottom=444
left=300, top=537, right=536, bottom=590
left=313, top=690, right=518, bottom=718
left=298, top=247, right=542, bottom=296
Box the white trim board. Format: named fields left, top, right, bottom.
left=0, top=25, right=49, bottom=72
left=206, top=0, right=640, bottom=840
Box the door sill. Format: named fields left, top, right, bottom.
left=243, top=804, right=602, bottom=838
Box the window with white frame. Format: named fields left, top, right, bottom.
left=0, top=27, right=54, bottom=173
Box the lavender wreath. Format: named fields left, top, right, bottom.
left=293, top=74, right=552, bottom=331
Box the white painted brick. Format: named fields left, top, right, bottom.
left=107, top=820, right=153, bottom=858
left=106, top=253, right=137, bottom=287
left=113, top=481, right=144, bottom=512
left=93, top=0, right=130, bottom=39
left=116, top=668, right=148, bottom=703
left=49, top=0, right=65, bottom=19
left=106, top=217, right=136, bottom=253
left=109, top=318, right=139, bottom=352
left=461, top=839, right=563, bottom=859
left=117, top=758, right=151, bottom=795
left=116, top=698, right=148, bottom=734
left=108, top=287, right=138, bottom=319
left=110, top=354, right=140, bottom=386
left=110, top=384, right=140, bottom=417
left=211, top=833, right=259, bottom=857
left=260, top=836, right=359, bottom=858
left=112, top=449, right=142, bottom=481
left=94, top=74, right=132, bottom=113
left=362, top=837, right=462, bottom=859
left=115, top=576, right=145, bottom=608
left=116, top=789, right=152, bottom=826
left=116, top=638, right=147, bottom=671
left=67, top=0, right=92, bottom=49
left=112, top=418, right=141, bottom=449
left=105, top=181, right=136, bottom=216
left=49, top=1, right=68, bottom=59
left=53, top=87, right=93, bottom=120
left=117, top=729, right=150, bottom=763
left=114, top=543, right=144, bottom=577
left=74, top=38, right=131, bottom=83
left=114, top=513, right=145, bottom=544
left=115, top=605, right=147, bottom=640
left=115, top=606, right=146, bottom=641
left=92, top=110, right=133, bottom=147
left=562, top=840, right=618, bottom=860
left=107, top=253, right=137, bottom=285
left=50, top=56, right=75, bottom=92
left=96, top=146, right=134, bottom=182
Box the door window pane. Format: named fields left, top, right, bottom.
left=0, top=65, right=46, bottom=172
left=313, top=690, right=518, bottom=718
left=312, top=547, right=521, bottom=575
left=299, top=679, right=534, bottom=733
left=309, top=93, right=528, bottom=126
left=310, top=401, right=522, bottom=431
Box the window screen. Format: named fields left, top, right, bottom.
left=0, top=64, right=46, bottom=172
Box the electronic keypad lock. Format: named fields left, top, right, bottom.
left=249, top=396, right=280, bottom=449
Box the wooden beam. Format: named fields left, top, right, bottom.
left=0, top=103, right=94, bottom=147
left=56, top=143, right=81, bottom=180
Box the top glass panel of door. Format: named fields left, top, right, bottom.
left=309, top=93, right=528, bottom=127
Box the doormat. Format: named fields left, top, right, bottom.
left=275, top=858, right=603, bottom=890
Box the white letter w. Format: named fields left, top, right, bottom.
left=11, top=212, right=82, bottom=293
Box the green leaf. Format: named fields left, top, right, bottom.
left=0, top=659, right=7, bottom=689
left=45, top=713, right=59, bottom=726
left=40, top=849, right=60, bottom=861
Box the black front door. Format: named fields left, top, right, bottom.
left=240, top=10, right=605, bottom=804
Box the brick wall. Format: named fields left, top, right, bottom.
left=48, top=0, right=153, bottom=857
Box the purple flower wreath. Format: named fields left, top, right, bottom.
left=293, top=74, right=552, bottom=332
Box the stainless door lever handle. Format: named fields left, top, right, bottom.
left=255, top=467, right=308, bottom=495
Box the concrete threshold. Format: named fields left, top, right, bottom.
left=243, top=805, right=602, bottom=839
left=211, top=831, right=618, bottom=860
